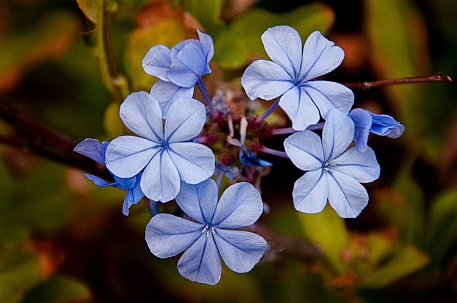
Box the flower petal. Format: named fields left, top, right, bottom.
left=284, top=130, right=324, bottom=171
left=349, top=108, right=372, bottom=152
left=303, top=81, right=354, bottom=119
left=85, top=174, right=113, bottom=187
left=212, top=182, right=263, bottom=228
left=293, top=169, right=328, bottom=213
left=142, top=44, right=172, bottom=81
left=120, top=91, right=164, bottom=142
left=74, top=138, right=106, bottom=164
left=279, top=86, right=320, bottom=130
left=105, top=136, right=160, bottom=178
left=168, top=142, right=215, bottom=184
left=327, top=170, right=369, bottom=218
left=332, top=147, right=380, bottom=183
left=370, top=113, right=405, bottom=138
left=241, top=60, right=294, bottom=100
left=176, top=178, right=219, bottom=224
left=197, top=30, right=214, bottom=65
left=214, top=229, right=267, bottom=273
left=121, top=176, right=144, bottom=216
left=168, top=44, right=207, bottom=87
left=113, top=175, right=136, bottom=190
left=261, top=25, right=302, bottom=79
left=145, top=213, right=203, bottom=258
left=177, top=233, right=221, bottom=285
left=298, top=31, right=344, bottom=82
left=149, top=80, right=194, bottom=118
left=140, top=150, right=180, bottom=202
left=165, top=98, right=206, bottom=143
left=322, top=109, right=354, bottom=161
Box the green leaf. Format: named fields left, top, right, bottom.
left=124, top=19, right=188, bottom=90
left=298, top=205, right=349, bottom=273
left=0, top=162, right=29, bottom=244
left=178, top=0, right=224, bottom=34
left=362, top=245, right=429, bottom=288
left=76, top=0, right=103, bottom=24
left=0, top=248, right=42, bottom=303
left=22, top=276, right=91, bottom=303
left=104, top=102, right=125, bottom=137
left=365, top=0, right=435, bottom=157
left=424, top=191, right=457, bottom=263
left=375, top=171, right=424, bottom=243
left=16, top=162, right=77, bottom=232
left=214, top=3, right=334, bottom=69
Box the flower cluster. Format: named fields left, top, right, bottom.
left=75, top=25, right=404, bottom=284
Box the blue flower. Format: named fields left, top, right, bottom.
left=145, top=178, right=267, bottom=285
left=241, top=26, right=354, bottom=131
left=149, top=79, right=194, bottom=118
left=105, top=91, right=215, bottom=202
left=240, top=147, right=272, bottom=167
left=142, top=30, right=213, bottom=88
left=349, top=108, right=405, bottom=152
left=284, top=109, right=380, bottom=218
left=74, top=138, right=144, bottom=216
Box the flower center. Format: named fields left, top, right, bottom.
left=159, top=139, right=169, bottom=149
left=201, top=224, right=216, bottom=238
left=322, top=161, right=336, bottom=172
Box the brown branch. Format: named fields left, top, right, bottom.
left=343, top=73, right=452, bottom=90
left=0, top=102, right=111, bottom=179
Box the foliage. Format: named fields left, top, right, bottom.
left=0, top=0, right=456, bottom=302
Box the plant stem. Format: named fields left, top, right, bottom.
left=343, top=73, right=452, bottom=90
left=0, top=102, right=111, bottom=179
left=271, top=122, right=325, bottom=136
left=256, top=98, right=280, bottom=124
left=259, top=146, right=289, bottom=158
left=196, top=78, right=215, bottom=115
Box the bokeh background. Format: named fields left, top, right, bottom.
left=1, top=0, right=457, bottom=302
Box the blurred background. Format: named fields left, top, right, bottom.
left=0, top=0, right=456, bottom=302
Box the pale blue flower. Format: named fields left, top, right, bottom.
left=105, top=91, right=215, bottom=202
left=142, top=30, right=213, bottom=88
left=284, top=109, right=380, bottom=218
left=74, top=138, right=144, bottom=216
left=145, top=179, right=267, bottom=285
left=149, top=80, right=194, bottom=118
left=349, top=108, right=405, bottom=152
left=241, top=26, right=354, bottom=131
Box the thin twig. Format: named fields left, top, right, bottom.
left=343, top=73, right=452, bottom=90
left=0, top=102, right=111, bottom=179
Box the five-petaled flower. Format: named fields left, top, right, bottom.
left=284, top=109, right=380, bottom=218
left=105, top=91, right=215, bottom=202
left=241, top=26, right=354, bottom=131
left=145, top=179, right=267, bottom=285
left=349, top=108, right=405, bottom=152
left=74, top=138, right=144, bottom=216
left=142, top=30, right=214, bottom=116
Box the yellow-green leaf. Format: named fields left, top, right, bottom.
left=22, top=276, right=91, bottom=303
left=298, top=205, right=349, bottom=273
left=214, top=3, right=334, bottom=69
left=424, top=190, right=457, bottom=263
left=76, top=0, right=103, bottom=24
left=104, top=102, right=125, bottom=137
left=362, top=245, right=429, bottom=288
left=0, top=249, right=42, bottom=303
